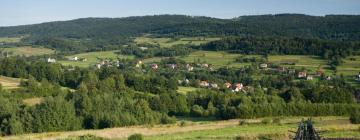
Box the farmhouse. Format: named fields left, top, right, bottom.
left=357, top=72, right=360, bottom=81
left=277, top=67, right=286, bottom=72
left=186, top=64, right=194, bottom=71
left=210, top=83, right=218, bottom=89
left=259, top=63, right=268, bottom=69
left=69, top=56, right=78, bottom=61
left=288, top=69, right=296, bottom=74
left=199, top=81, right=209, bottom=87
left=151, top=63, right=158, bottom=70
left=47, top=58, right=56, bottom=63
left=306, top=75, right=314, bottom=80
left=233, top=83, right=244, bottom=92
left=298, top=72, right=307, bottom=78
left=224, top=82, right=232, bottom=88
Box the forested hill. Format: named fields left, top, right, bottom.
left=1, top=14, right=360, bottom=41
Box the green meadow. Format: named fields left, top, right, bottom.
left=58, top=50, right=134, bottom=67
left=1, top=46, right=55, bottom=56
left=135, top=37, right=220, bottom=48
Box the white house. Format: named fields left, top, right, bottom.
left=47, top=58, right=56, bottom=63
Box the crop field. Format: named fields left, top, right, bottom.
left=0, top=46, right=55, bottom=56
left=2, top=116, right=358, bottom=140
left=0, top=36, right=22, bottom=43
left=58, top=51, right=135, bottom=67
left=134, top=37, right=220, bottom=48
left=0, top=76, right=21, bottom=89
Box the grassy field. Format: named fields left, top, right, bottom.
left=178, top=51, right=257, bottom=68
left=0, top=76, right=21, bottom=89
left=58, top=51, right=134, bottom=67
left=134, top=37, right=220, bottom=48
left=268, top=55, right=329, bottom=72
left=337, top=55, right=360, bottom=76
left=177, top=86, right=199, bottom=94
left=1, top=46, right=55, bottom=57
left=2, top=116, right=358, bottom=140
left=0, top=36, right=22, bottom=43
left=22, top=97, right=43, bottom=106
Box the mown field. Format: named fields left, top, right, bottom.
left=0, top=76, right=21, bottom=89
left=135, top=37, right=220, bottom=48
left=177, top=86, right=199, bottom=94
left=58, top=51, right=134, bottom=67
left=0, top=46, right=55, bottom=56
left=2, top=116, right=358, bottom=140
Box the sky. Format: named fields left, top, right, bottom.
left=1, top=0, right=360, bottom=27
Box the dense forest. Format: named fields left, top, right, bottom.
left=1, top=14, right=360, bottom=53
left=0, top=56, right=359, bottom=135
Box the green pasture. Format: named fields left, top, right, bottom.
left=134, top=37, right=220, bottom=48
left=0, top=46, right=55, bottom=56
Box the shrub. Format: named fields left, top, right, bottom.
left=128, top=133, right=143, bottom=140
left=261, top=118, right=272, bottom=124
left=179, top=121, right=187, bottom=127
left=272, top=117, right=282, bottom=124
left=238, top=120, right=249, bottom=126
left=160, top=114, right=176, bottom=124
left=350, top=110, right=360, bottom=124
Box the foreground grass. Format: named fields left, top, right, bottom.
left=134, top=37, right=220, bottom=48
left=0, top=76, right=21, bottom=89
left=58, top=51, right=134, bottom=67
left=2, top=116, right=359, bottom=140
left=1, top=46, right=55, bottom=57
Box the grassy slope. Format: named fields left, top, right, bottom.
left=0, top=37, right=22, bottom=43
left=0, top=76, right=21, bottom=89
left=3, top=116, right=359, bottom=140
left=1, top=46, right=55, bottom=56
left=58, top=51, right=134, bottom=67
left=134, top=37, right=220, bottom=48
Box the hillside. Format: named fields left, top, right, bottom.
left=0, top=14, right=359, bottom=41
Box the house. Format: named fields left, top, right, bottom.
left=95, top=63, right=102, bottom=69
left=69, top=56, right=78, bottom=61
left=315, top=69, right=324, bottom=76
left=306, top=75, right=314, bottom=80
left=210, top=83, right=218, bottom=88
left=186, top=64, right=194, bottom=71
left=151, top=64, right=158, bottom=70
left=326, top=76, right=332, bottom=80
left=201, top=64, right=209, bottom=68
left=259, top=63, right=268, bottom=69
left=233, top=83, right=243, bottom=92
left=169, top=64, right=176, bottom=69
left=199, top=81, right=209, bottom=87
left=224, top=82, right=232, bottom=88
left=357, top=72, right=360, bottom=81
left=47, top=58, right=56, bottom=63
left=298, top=72, right=307, bottom=78
left=139, top=47, right=148, bottom=51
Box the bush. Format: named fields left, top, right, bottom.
left=272, top=117, right=282, bottom=124
left=160, top=114, right=176, bottom=124
left=128, top=133, right=143, bottom=140
left=261, top=118, right=272, bottom=124
left=350, top=110, right=360, bottom=124
left=179, top=121, right=187, bottom=127
left=238, top=120, right=249, bottom=126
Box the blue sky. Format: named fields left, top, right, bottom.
left=1, top=0, right=360, bottom=26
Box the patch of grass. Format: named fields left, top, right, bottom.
left=23, top=97, right=43, bottom=106
left=58, top=51, right=134, bottom=67
left=0, top=36, right=22, bottom=43
left=1, top=46, right=55, bottom=57
left=177, top=86, right=199, bottom=94
left=268, top=55, right=329, bottom=71
left=0, top=76, right=21, bottom=89
left=178, top=51, right=259, bottom=68
left=134, top=37, right=220, bottom=48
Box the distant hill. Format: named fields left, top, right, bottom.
left=0, top=14, right=359, bottom=53
left=0, top=14, right=359, bottom=40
